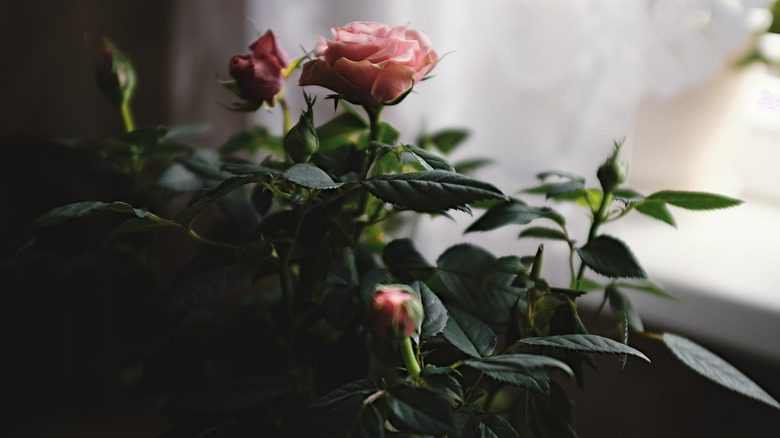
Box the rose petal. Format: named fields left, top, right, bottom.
left=371, top=61, right=415, bottom=104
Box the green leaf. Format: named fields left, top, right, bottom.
left=545, top=180, right=584, bottom=199
left=662, top=333, right=780, bottom=409
left=577, top=234, right=646, bottom=279
left=536, top=171, right=585, bottom=183
left=29, top=201, right=148, bottom=230
left=362, top=170, right=506, bottom=213
left=420, top=369, right=463, bottom=403
left=385, top=384, right=457, bottom=435
left=309, top=379, right=378, bottom=410
left=441, top=306, right=496, bottom=358
left=165, top=375, right=293, bottom=413
left=219, top=125, right=282, bottom=157
left=413, top=281, right=448, bottom=340
left=383, top=238, right=434, bottom=282
left=175, top=153, right=231, bottom=182
left=454, top=158, right=493, bottom=175
left=403, top=144, right=455, bottom=172
left=283, top=163, right=344, bottom=190
left=174, top=174, right=265, bottom=225
left=316, top=110, right=368, bottom=152
left=635, top=201, right=676, bottom=227
left=646, top=190, right=743, bottom=210
left=466, top=200, right=564, bottom=233
left=491, top=255, right=527, bottom=275
left=612, top=280, right=679, bottom=301
left=162, top=123, right=210, bottom=141
left=480, top=415, right=520, bottom=438
left=221, top=162, right=281, bottom=176
left=420, top=128, right=469, bottom=154
left=106, top=217, right=176, bottom=239
left=519, top=227, right=569, bottom=242
left=606, top=285, right=644, bottom=332
left=519, top=334, right=650, bottom=362
left=436, top=243, right=522, bottom=327
left=462, top=354, right=573, bottom=393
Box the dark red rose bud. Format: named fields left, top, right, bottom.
left=228, top=30, right=289, bottom=105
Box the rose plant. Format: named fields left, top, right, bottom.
left=17, top=21, right=780, bottom=438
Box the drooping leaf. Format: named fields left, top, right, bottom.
left=283, top=163, right=344, bottom=190
left=175, top=153, right=231, bottom=182
left=518, top=227, right=569, bottom=242
left=536, top=171, right=585, bottom=183
left=165, top=375, right=293, bottom=413
left=383, top=238, right=434, bottom=282
left=413, top=281, right=448, bottom=340
left=436, top=243, right=522, bottom=327
left=385, top=384, right=457, bottom=436
left=106, top=217, right=177, bottom=239
left=662, top=333, right=780, bottom=409
left=308, top=379, right=378, bottom=410
left=646, top=190, right=743, bottom=210
left=480, top=415, right=520, bottom=438
left=362, top=170, right=506, bottom=213
left=635, top=201, right=676, bottom=227
left=519, top=334, right=650, bottom=362
left=462, top=354, right=573, bottom=393
left=606, top=285, right=644, bottom=332
left=29, top=201, right=148, bottom=230
left=403, top=144, right=455, bottom=172
left=611, top=280, right=679, bottom=301
left=174, top=174, right=265, bottom=225
left=577, top=234, right=646, bottom=279
left=442, top=306, right=497, bottom=358
left=466, top=200, right=564, bottom=233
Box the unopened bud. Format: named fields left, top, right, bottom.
left=90, top=36, right=136, bottom=107
left=597, top=141, right=627, bottom=194
left=284, top=94, right=319, bottom=163
left=371, top=284, right=424, bottom=339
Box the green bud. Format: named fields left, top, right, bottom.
left=597, top=140, right=628, bottom=194
left=90, top=36, right=137, bottom=108
left=284, top=94, right=319, bottom=163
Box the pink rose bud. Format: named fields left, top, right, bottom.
left=90, top=37, right=136, bottom=107
left=299, top=21, right=438, bottom=105
left=371, top=285, right=424, bottom=338
left=228, top=30, right=289, bottom=104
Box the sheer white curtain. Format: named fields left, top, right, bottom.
left=242, top=0, right=769, bottom=262
left=247, top=0, right=767, bottom=189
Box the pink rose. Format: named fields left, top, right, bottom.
left=371, top=285, right=424, bottom=338
left=299, top=22, right=438, bottom=105
left=229, top=30, right=290, bottom=104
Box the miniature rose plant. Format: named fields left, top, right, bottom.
left=19, top=21, right=779, bottom=438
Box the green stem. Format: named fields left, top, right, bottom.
left=399, top=336, right=421, bottom=380
left=280, top=96, right=292, bottom=134
left=120, top=100, right=136, bottom=133
left=147, top=213, right=245, bottom=253
left=574, top=192, right=612, bottom=289
left=281, top=211, right=305, bottom=319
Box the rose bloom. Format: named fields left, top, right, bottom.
left=371, top=285, right=424, bottom=338
left=299, top=21, right=438, bottom=105
left=229, top=30, right=289, bottom=104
